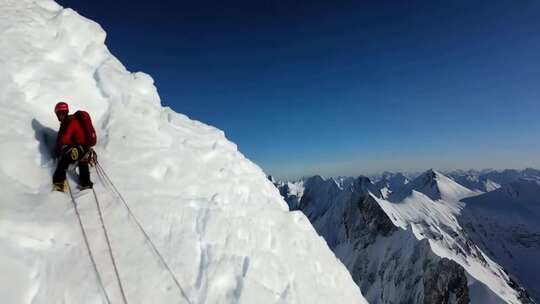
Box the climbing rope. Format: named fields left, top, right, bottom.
left=66, top=153, right=191, bottom=304
left=67, top=179, right=112, bottom=304
left=68, top=158, right=128, bottom=304
left=91, top=187, right=129, bottom=304
left=94, top=161, right=192, bottom=304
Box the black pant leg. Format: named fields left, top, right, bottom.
left=78, top=162, right=92, bottom=186
left=53, top=155, right=71, bottom=184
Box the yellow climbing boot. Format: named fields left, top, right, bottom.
left=52, top=181, right=67, bottom=192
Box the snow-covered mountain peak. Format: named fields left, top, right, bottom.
left=420, top=168, right=448, bottom=183
left=390, top=169, right=479, bottom=202
left=304, top=174, right=333, bottom=188
left=351, top=176, right=381, bottom=197
left=0, top=1, right=367, bottom=303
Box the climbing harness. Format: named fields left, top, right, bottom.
left=70, top=147, right=97, bottom=167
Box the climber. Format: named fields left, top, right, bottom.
left=52, top=101, right=97, bottom=192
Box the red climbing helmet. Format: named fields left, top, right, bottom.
left=54, top=102, right=69, bottom=114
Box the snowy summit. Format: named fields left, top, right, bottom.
left=0, top=1, right=367, bottom=303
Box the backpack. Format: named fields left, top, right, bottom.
left=74, top=110, right=97, bottom=147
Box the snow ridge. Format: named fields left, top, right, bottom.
left=389, top=169, right=480, bottom=202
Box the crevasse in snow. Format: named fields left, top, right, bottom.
left=0, top=1, right=367, bottom=303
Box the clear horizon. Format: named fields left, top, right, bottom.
left=57, top=0, right=540, bottom=180
left=272, top=167, right=540, bottom=182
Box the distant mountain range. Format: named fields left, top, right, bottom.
left=272, top=168, right=540, bottom=304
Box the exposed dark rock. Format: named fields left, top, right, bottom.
left=507, top=276, right=535, bottom=304
left=359, top=195, right=397, bottom=237
left=424, top=258, right=470, bottom=304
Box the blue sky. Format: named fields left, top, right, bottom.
left=57, top=0, right=540, bottom=179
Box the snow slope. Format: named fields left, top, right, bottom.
left=0, top=1, right=367, bottom=303
left=389, top=169, right=480, bottom=202
left=461, top=177, right=540, bottom=301
left=378, top=172, right=533, bottom=303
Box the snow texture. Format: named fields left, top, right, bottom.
left=0, top=1, right=367, bottom=303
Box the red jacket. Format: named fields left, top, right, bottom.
left=57, top=115, right=88, bottom=148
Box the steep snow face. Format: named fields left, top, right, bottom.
left=0, top=1, right=367, bottom=304
left=461, top=178, right=540, bottom=302
left=377, top=172, right=532, bottom=304
left=279, top=173, right=533, bottom=304
left=374, top=193, right=529, bottom=304
left=339, top=195, right=472, bottom=304
left=389, top=169, right=480, bottom=202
